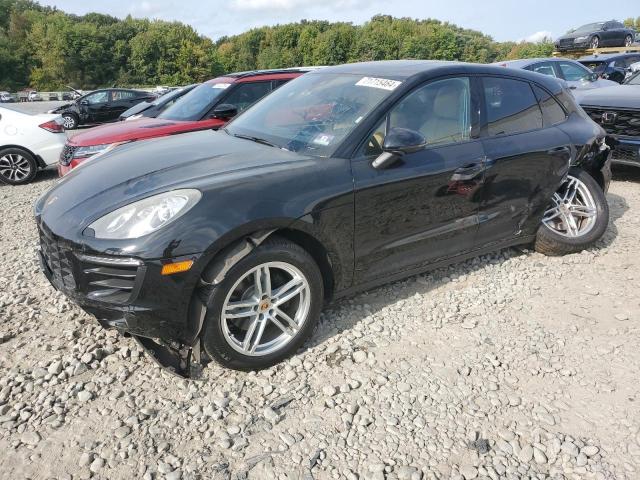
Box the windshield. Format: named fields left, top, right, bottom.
left=152, top=87, right=186, bottom=106
left=226, top=73, right=399, bottom=157
left=574, top=23, right=604, bottom=33
left=158, top=82, right=228, bottom=121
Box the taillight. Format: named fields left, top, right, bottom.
left=39, top=119, right=64, bottom=133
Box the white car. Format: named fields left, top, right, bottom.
left=0, top=106, right=66, bottom=185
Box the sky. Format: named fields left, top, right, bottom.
left=37, top=0, right=638, bottom=43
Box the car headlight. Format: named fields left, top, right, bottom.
left=86, top=189, right=202, bottom=239
left=574, top=36, right=589, bottom=43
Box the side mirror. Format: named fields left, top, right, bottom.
left=210, top=104, right=238, bottom=120
left=588, top=72, right=599, bottom=82
left=79, top=100, right=88, bottom=106
left=372, top=128, right=427, bottom=169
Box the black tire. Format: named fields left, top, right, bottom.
left=62, top=113, right=78, bottom=130
left=0, top=147, right=38, bottom=185
left=535, top=169, right=609, bottom=256
left=199, top=236, right=324, bottom=371
left=625, top=34, right=633, bottom=47
left=590, top=36, right=600, bottom=49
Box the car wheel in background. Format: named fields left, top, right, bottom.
left=535, top=169, right=608, bottom=256
left=0, top=148, right=38, bottom=185
left=590, top=36, right=599, bottom=49
left=625, top=35, right=633, bottom=47
left=199, top=237, right=323, bottom=370
left=62, top=113, right=78, bottom=130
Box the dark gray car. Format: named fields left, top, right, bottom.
left=575, top=72, right=640, bottom=166
left=555, top=21, right=636, bottom=51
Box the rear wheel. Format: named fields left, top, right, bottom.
left=200, top=237, right=323, bottom=370
left=590, top=36, right=600, bottom=49
left=535, top=169, right=608, bottom=256
left=0, top=148, right=38, bottom=185
left=62, top=113, right=78, bottom=130
left=625, top=34, right=633, bottom=47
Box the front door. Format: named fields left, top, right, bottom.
left=475, top=76, right=571, bottom=248
left=352, top=76, right=485, bottom=283
left=82, top=91, right=111, bottom=123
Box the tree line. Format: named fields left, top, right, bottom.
left=1, top=0, right=638, bottom=91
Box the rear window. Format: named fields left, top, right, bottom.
left=532, top=85, right=567, bottom=126
left=482, top=77, right=542, bottom=136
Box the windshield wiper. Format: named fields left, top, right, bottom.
left=229, top=132, right=280, bottom=149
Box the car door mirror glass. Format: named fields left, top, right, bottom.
left=588, top=72, right=599, bottom=82
left=382, top=127, right=427, bottom=155
left=211, top=104, right=238, bottom=119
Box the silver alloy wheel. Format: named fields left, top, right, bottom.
left=0, top=153, right=31, bottom=182
left=221, top=261, right=311, bottom=357
left=625, top=35, right=633, bottom=47
left=591, top=37, right=599, bottom=49
left=542, top=175, right=597, bottom=238
left=62, top=115, right=75, bottom=129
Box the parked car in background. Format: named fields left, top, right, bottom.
left=28, top=91, right=42, bottom=102
left=0, top=91, right=14, bottom=103
left=575, top=71, right=640, bottom=166
left=58, top=68, right=314, bottom=175
left=579, top=53, right=640, bottom=83
left=0, top=105, right=65, bottom=185
left=49, top=88, right=156, bottom=130
left=555, top=21, right=636, bottom=51
left=496, top=58, right=618, bottom=90
left=36, top=61, right=611, bottom=374
left=119, top=84, right=198, bottom=121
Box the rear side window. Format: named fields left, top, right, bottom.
left=481, top=77, right=542, bottom=136
left=526, top=62, right=557, bottom=77
left=532, top=85, right=567, bottom=126
left=113, top=91, right=137, bottom=100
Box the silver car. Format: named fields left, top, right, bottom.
left=495, top=58, right=618, bottom=91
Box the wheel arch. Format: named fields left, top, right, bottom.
left=0, top=144, right=45, bottom=169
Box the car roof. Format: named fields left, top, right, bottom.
left=305, top=60, right=566, bottom=90
left=223, top=67, right=322, bottom=80
left=496, top=58, right=577, bottom=68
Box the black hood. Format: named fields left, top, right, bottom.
left=51, top=102, right=74, bottom=113
left=35, top=129, right=313, bottom=234
left=576, top=85, right=640, bottom=109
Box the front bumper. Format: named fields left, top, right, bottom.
left=609, top=137, right=640, bottom=167
left=555, top=40, right=590, bottom=51
left=37, top=219, right=204, bottom=345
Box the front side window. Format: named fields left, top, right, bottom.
left=558, top=62, right=591, bottom=82
left=527, top=62, right=557, bottom=77
left=482, top=77, right=542, bottom=136
left=85, top=91, right=109, bottom=104
left=222, top=82, right=272, bottom=113
left=532, top=85, right=567, bottom=126
left=226, top=73, right=397, bottom=157
left=158, top=82, right=229, bottom=121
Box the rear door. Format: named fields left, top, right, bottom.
left=475, top=76, right=572, bottom=248
left=352, top=76, right=485, bottom=283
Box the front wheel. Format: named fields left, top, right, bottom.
left=625, top=35, right=633, bottom=47
left=200, top=237, right=323, bottom=370
left=535, top=169, right=609, bottom=256
left=590, top=36, right=600, bottom=49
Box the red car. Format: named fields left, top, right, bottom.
left=58, top=68, right=314, bottom=175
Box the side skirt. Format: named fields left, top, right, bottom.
left=332, top=235, right=535, bottom=301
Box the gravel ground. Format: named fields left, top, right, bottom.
left=1, top=167, right=640, bottom=480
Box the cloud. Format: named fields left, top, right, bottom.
left=520, top=30, right=554, bottom=43
left=230, top=0, right=367, bottom=12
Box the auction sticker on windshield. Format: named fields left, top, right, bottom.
left=312, top=133, right=334, bottom=146
left=355, top=77, right=402, bottom=91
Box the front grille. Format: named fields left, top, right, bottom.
left=583, top=107, right=640, bottom=137
left=59, top=144, right=77, bottom=166
left=612, top=145, right=640, bottom=163
left=559, top=38, right=575, bottom=48
left=39, top=230, right=76, bottom=290
left=38, top=222, right=144, bottom=305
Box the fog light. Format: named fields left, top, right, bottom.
left=161, top=260, right=194, bottom=276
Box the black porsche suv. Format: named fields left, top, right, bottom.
left=36, top=61, right=611, bottom=375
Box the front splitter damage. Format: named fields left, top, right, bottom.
left=133, top=336, right=205, bottom=379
